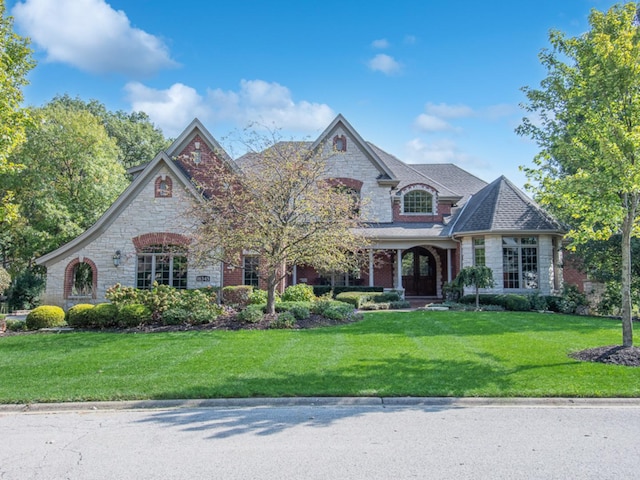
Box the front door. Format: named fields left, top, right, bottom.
left=402, top=247, right=436, bottom=296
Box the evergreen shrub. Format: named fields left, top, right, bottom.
left=25, top=305, right=66, bottom=330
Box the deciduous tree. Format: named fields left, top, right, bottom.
left=454, top=266, right=495, bottom=310
left=517, top=3, right=640, bottom=346
left=0, top=1, right=34, bottom=224
left=190, top=134, right=369, bottom=314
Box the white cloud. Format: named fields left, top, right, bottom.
left=371, top=38, right=390, bottom=49
left=425, top=102, right=474, bottom=119
left=414, top=114, right=453, bottom=132
left=125, top=79, right=335, bottom=137
left=125, top=82, right=209, bottom=136
left=405, top=138, right=472, bottom=164
left=12, top=0, right=177, bottom=76
left=208, top=79, right=335, bottom=131
left=368, top=54, right=402, bottom=75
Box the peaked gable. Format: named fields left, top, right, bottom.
left=36, top=151, right=201, bottom=267
left=451, top=176, right=564, bottom=235
left=311, top=114, right=398, bottom=186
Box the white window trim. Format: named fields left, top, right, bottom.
left=400, top=184, right=437, bottom=215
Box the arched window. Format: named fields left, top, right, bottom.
left=403, top=189, right=433, bottom=214
left=333, top=135, right=347, bottom=152
left=137, top=244, right=187, bottom=289
left=64, top=258, right=97, bottom=299
left=155, top=176, right=173, bottom=198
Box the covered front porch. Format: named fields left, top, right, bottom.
left=291, top=241, right=459, bottom=301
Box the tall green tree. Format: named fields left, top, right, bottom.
left=0, top=1, right=35, bottom=224
left=3, top=103, right=128, bottom=267
left=517, top=3, right=640, bottom=346
left=48, top=94, right=170, bottom=168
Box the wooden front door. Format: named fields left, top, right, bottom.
left=402, top=247, right=436, bottom=296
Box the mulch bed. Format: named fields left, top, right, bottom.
left=570, top=345, right=640, bottom=367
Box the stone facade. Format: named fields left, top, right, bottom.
left=37, top=115, right=567, bottom=308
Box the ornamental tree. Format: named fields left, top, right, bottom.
left=517, top=3, right=640, bottom=346
left=189, top=132, right=369, bottom=315
left=454, top=266, right=494, bottom=310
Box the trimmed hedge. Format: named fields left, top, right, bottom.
left=281, top=284, right=316, bottom=302
left=312, top=286, right=383, bottom=297
left=66, top=303, right=95, bottom=328
left=336, top=291, right=402, bottom=308
left=87, top=303, right=119, bottom=329
left=222, top=286, right=253, bottom=308
left=117, top=303, right=152, bottom=328
left=459, top=294, right=531, bottom=311
left=25, top=306, right=66, bottom=330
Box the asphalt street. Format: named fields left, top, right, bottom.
left=1, top=399, right=640, bottom=479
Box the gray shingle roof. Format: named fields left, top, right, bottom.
left=367, top=143, right=462, bottom=199
left=410, top=164, right=488, bottom=204
left=451, top=175, right=564, bottom=234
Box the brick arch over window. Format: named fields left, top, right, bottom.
left=326, top=178, right=363, bottom=192
left=132, top=232, right=191, bottom=252
left=64, top=257, right=98, bottom=299
left=154, top=176, right=173, bottom=198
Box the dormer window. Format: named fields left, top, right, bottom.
left=333, top=135, right=347, bottom=152
left=403, top=189, right=433, bottom=214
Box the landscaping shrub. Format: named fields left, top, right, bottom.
left=459, top=294, right=531, bottom=311
left=105, top=284, right=141, bottom=306
left=275, top=301, right=313, bottom=313
left=117, top=303, right=152, bottom=328
left=389, top=300, right=412, bottom=309
left=249, top=289, right=270, bottom=305
left=222, top=286, right=253, bottom=309
left=270, top=311, right=296, bottom=329
left=360, top=302, right=390, bottom=311
left=528, top=292, right=549, bottom=311
left=311, top=299, right=348, bottom=315
left=281, top=284, right=316, bottom=302
left=335, top=291, right=369, bottom=308
left=312, top=286, right=383, bottom=297
left=25, top=305, right=66, bottom=330
left=5, top=319, right=27, bottom=332
left=66, top=303, right=95, bottom=328
left=6, top=269, right=44, bottom=310
left=322, top=303, right=356, bottom=321
left=373, top=292, right=402, bottom=303
left=556, top=283, right=589, bottom=314
left=87, top=303, right=119, bottom=329
left=237, top=304, right=264, bottom=323
left=107, top=284, right=222, bottom=324
left=287, top=304, right=310, bottom=320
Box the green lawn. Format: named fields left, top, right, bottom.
left=0, top=311, right=638, bottom=403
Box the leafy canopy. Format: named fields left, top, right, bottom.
left=0, top=1, right=35, bottom=223
left=190, top=132, right=369, bottom=314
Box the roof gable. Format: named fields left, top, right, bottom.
left=311, top=114, right=398, bottom=185
left=36, top=152, right=200, bottom=266
left=451, top=176, right=564, bottom=235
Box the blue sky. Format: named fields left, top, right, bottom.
left=6, top=0, right=623, bottom=190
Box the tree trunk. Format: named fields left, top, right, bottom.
left=621, top=209, right=634, bottom=347
left=475, top=285, right=480, bottom=310
left=266, top=272, right=278, bottom=315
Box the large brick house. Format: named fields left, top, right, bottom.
left=36, top=115, right=566, bottom=308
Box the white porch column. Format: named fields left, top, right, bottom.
left=447, top=249, right=452, bottom=283
left=396, top=249, right=403, bottom=290
left=368, top=249, right=374, bottom=287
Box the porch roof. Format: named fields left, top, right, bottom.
left=357, top=222, right=457, bottom=249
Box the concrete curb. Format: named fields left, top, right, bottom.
left=2, top=397, right=640, bottom=413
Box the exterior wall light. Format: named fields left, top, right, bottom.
left=113, top=250, right=122, bottom=267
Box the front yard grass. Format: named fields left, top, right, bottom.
left=1, top=311, right=639, bottom=403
